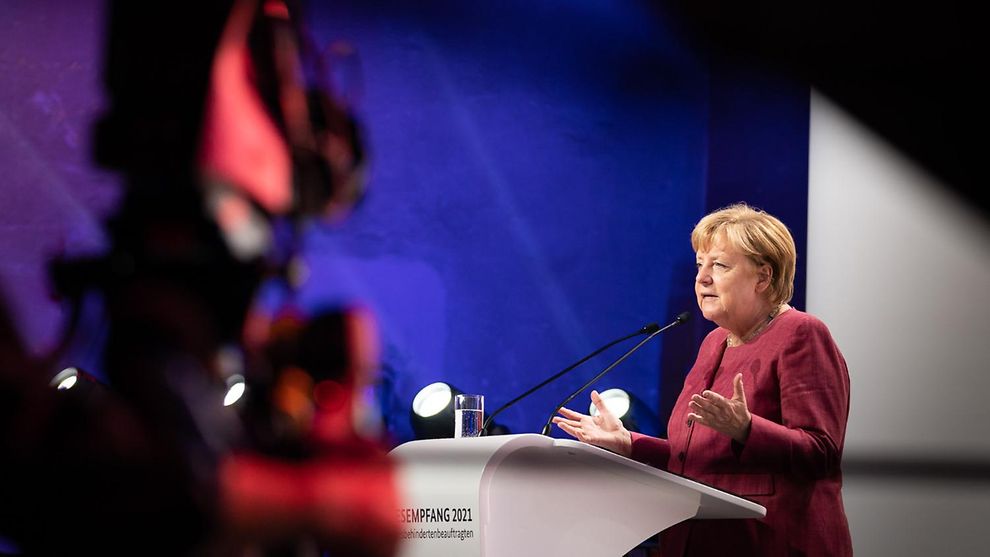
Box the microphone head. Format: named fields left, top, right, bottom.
left=675, top=311, right=691, bottom=324
left=640, top=322, right=661, bottom=334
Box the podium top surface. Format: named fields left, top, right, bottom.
left=391, top=433, right=765, bottom=520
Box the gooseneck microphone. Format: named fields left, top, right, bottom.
left=481, top=321, right=661, bottom=434
left=539, top=312, right=690, bottom=436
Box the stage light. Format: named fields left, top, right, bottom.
left=590, top=388, right=631, bottom=418
left=224, top=374, right=247, bottom=406
left=589, top=388, right=638, bottom=431
left=410, top=382, right=512, bottom=438
left=412, top=382, right=453, bottom=418
left=410, top=382, right=459, bottom=439
left=53, top=368, right=78, bottom=390
left=49, top=367, right=100, bottom=391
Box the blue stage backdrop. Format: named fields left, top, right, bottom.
left=299, top=0, right=808, bottom=444
left=0, top=0, right=808, bottom=446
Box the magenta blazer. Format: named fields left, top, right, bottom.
left=629, top=309, right=852, bottom=557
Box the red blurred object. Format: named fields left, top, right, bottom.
left=3, top=0, right=394, bottom=553
left=198, top=0, right=369, bottom=258
left=199, top=0, right=293, bottom=216
left=260, top=304, right=385, bottom=447
left=220, top=449, right=400, bottom=557
left=223, top=304, right=399, bottom=554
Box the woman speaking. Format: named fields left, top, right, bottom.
left=553, top=203, right=852, bottom=557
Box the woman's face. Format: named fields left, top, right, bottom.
left=694, top=237, right=770, bottom=333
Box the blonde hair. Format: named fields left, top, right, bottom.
left=691, top=203, right=796, bottom=306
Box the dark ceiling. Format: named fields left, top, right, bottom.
left=653, top=0, right=986, bottom=215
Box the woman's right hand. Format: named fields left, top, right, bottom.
left=552, top=390, right=633, bottom=457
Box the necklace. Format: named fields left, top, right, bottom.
left=726, top=304, right=783, bottom=347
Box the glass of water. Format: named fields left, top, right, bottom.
left=454, top=394, right=484, bottom=438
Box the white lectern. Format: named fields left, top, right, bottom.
left=389, top=433, right=765, bottom=557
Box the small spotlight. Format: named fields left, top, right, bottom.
left=589, top=388, right=644, bottom=431
left=589, top=388, right=631, bottom=419
left=410, top=382, right=460, bottom=439
left=224, top=374, right=246, bottom=406
left=50, top=367, right=98, bottom=391
left=54, top=369, right=78, bottom=390
left=412, top=382, right=452, bottom=418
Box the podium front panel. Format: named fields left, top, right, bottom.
left=390, top=434, right=764, bottom=557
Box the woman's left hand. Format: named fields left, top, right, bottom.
left=688, top=373, right=752, bottom=443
